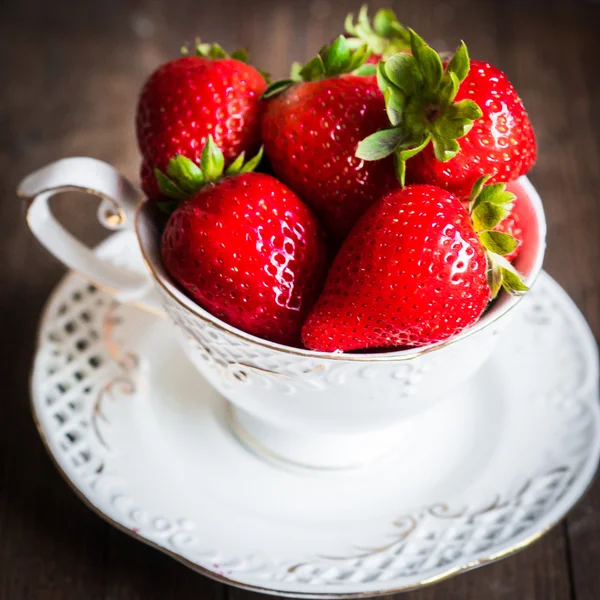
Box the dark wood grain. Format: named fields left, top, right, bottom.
left=1, top=0, right=599, bottom=598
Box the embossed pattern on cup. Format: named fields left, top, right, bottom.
left=20, top=158, right=546, bottom=468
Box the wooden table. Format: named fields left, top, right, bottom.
left=1, top=0, right=599, bottom=597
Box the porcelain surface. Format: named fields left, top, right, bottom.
left=20, top=158, right=547, bottom=468
left=30, top=233, right=600, bottom=598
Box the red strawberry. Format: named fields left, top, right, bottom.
left=357, top=31, right=536, bottom=199
left=137, top=43, right=266, bottom=198
left=345, top=5, right=411, bottom=63
left=141, top=159, right=161, bottom=200
left=158, top=138, right=326, bottom=346
left=302, top=185, right=489, bottom=352
left=303, top=178, right=528, bottom=352
left=262, top=36, right=397, bottom=241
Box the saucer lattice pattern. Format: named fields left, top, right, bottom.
left=31, top=257, right=600, bottom=594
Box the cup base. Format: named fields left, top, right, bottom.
left=225, top=402, right=408, bottom=471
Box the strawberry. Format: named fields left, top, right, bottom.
left=345, top=5, right=411, bottom=63
left=357, top=31, right=536, bottom=199
left=158, top=137, right=326, bottom=346
left=137, top=43, right=266, bottom=198
left=141, top=158, right=161, bottom=200
left=303, top=179, right=527, bottom=352
left=261, top=36, right=397, bottom=241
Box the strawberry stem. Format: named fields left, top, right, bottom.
left=180, top=38, right=248, bottom=62
left=467, top=176, right=528, bottom=298
left=154, top=135, right=264, bottom=209
left=261, top=35, right=373, bottom=99
left=345, top=5, right=411, bottom=58
left=355, top=30, right=483, bottom=184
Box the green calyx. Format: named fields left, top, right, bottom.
left=154, top=135, right=263, bottom=211
left=181, top=38, right=249, bottom=62
left=345, top=5, right=411, bottom=59
left=261, top=35, right=373, bottom=99
left=355, top=29, right=483, bottom=185
left=468, top=175, right=528, bottom=299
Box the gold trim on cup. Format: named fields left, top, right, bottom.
left=132, top=176, right=546, bottom=363
left=19, top=184, right=127, bottom=227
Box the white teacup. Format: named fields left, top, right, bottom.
left=19, top=158, right=546, bottom=469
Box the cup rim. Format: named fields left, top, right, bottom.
left=135, top=175, right=547, bottom=362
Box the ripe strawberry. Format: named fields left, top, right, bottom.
left=303, top=179, right=527, bottom=352
left=345, top=5, right=411, bottom=63
left=137, top=43, right=266, bottom=198
left=141, top=159, right=161, bottom=199
left=357, top=31, right=536, bottom=199
left=262, top=36, right=397, bottom=241
left=302, top=185, right=488, bottom=351
left=158, top=137, right=326, bottom=346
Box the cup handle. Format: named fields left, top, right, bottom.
left=18, top=157, right=153, bottom=302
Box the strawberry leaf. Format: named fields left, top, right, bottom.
left=155, top=169, right=187, bottom=201
left=450, top=99, right=483, bottom=120
left=299, top=55, right=326, bottom=81
left=434, top=117, right=473, bottom=141
left=230, top=48, right=249, bottom=63
left=345, top=5, right=411, bottom=57
left=376, top=60, right=394, bottom=94
left=486, top=253, right=529, bottom=298
left=323, top=36, right=351, bottom=76
left=469, top=177, right=515, bottom=214
left=479, top=231, right=519, bottom=255
left=398, top=135, right=431, bottom=160
left=479, top=183, right=516, bottom=206
left=431, top=136, right=459, bottom=162
left=347, top=44, right=372, bottom=73
left=385, top=53, right=421, bottom=94
left=469, top=175, right=492, bottom=204
left=290, top=62, right=303, bottom=81
left=394, top=135, right=431, bottom=186
left=438, top=71, right=460, bottom=106
left=183, top=38, right=256, bottom=66
left=373, top=8, right=398, bottom=38
left=239, top=146, right=264, bottom=173
left=263, top=34, right=373, bottom=98
left=166, top=155, right=205, bottom=194
left=485, top=253, right=528, bottom=298
left=384, top=88, right=403, bottom=125
left=209, top=43, right=228, bottom=59
left=355, top=127, right=404, bottom=160
left=487, top=259, right=503, bottom=299
left=410, top=29, right=443, bottom=90
left=200, top=135, right=225, bottom=182
left=501, top=267, right=529, bottom=295
left=472, top=201, right=510, bottom=232
left=445, top=41, right=470, bottom=83
left=394, top=152, right=407, bottom=187
left=225, top=151, right=246, bottom=176
left=262, top=79, right=294, bottom=99
left=353, top=64, right=377, bottom=76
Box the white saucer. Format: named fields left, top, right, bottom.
left=31, top=232, right=600, bottom=598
